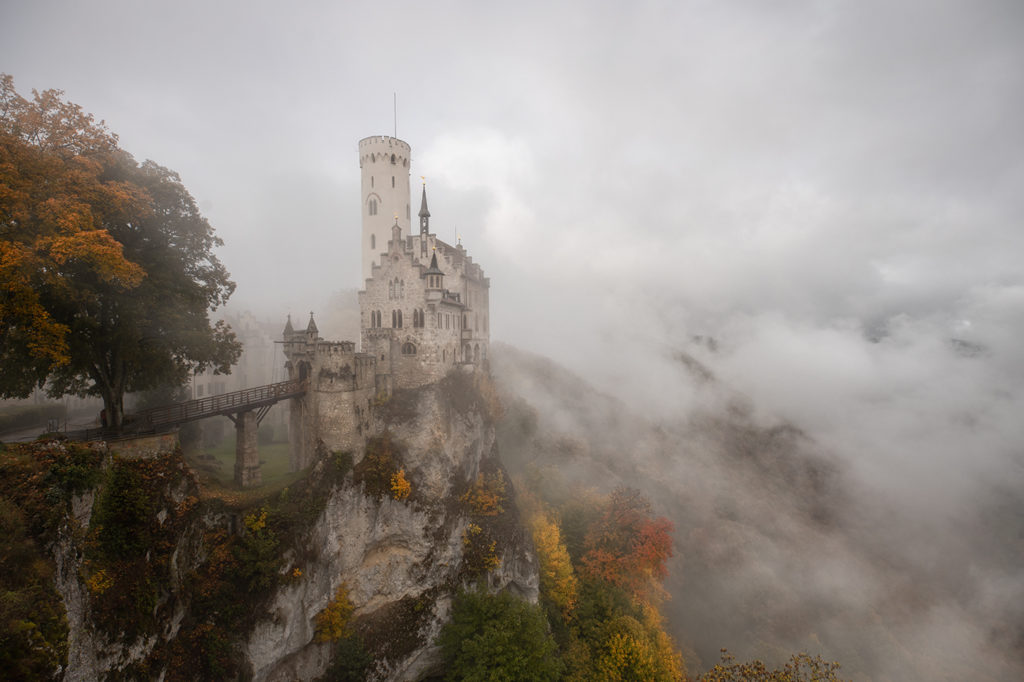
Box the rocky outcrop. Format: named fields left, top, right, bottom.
left=248, top=372, right=538, bottom=681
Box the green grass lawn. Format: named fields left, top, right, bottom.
left=185, top=434, right=307, bottom=507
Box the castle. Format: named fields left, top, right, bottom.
left=281, top=135, right=490, bottom=469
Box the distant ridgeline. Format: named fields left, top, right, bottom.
left=283, top=135, right=491, bottom=470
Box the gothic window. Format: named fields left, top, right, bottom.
left=371, top=234, right=376, bottom=249
left=392, top=176, right=395, bottom=188
left=397, top=310, right=403, bottom=328
left=391, top=154, right=396, bottom=164
left=402, top=342, right=417, bottom=355
left=368, top=198, right=378, bottom=216
left=400, top=280, right=405, bottom=298
left=392, top=310, right=396, bottom=327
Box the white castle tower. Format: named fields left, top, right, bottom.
left=359, top=136, right=412, bottom=282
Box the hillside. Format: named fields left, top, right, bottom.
left=490, top=342, right=1024, bottom=681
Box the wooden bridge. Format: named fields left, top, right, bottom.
left=74, top=380, right=307, bottom=489
left=135, top=379, right=307, bottom=430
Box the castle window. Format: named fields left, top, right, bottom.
left=391, top=154, right=396, bottom=164
left=402, top=342, right=416, bottom=355
left=395, top=310, right=403, bottom=328
left=371, top=176, right=374, bottom=188
left=400, top=280, right=405, bottom=298
left=369, top=198, right=378, bottom=216
left=392, top=310, right=396, bottom=327
left=392, top=176, right=395, bottom=188
left=389, top=281, right=394, bottom=300
left=371, top=234, right=376, bottom=249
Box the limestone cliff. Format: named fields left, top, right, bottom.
left=16, top=369, right=536, bottom=681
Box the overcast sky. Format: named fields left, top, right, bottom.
left=5, top=0, right=1022, bottom=430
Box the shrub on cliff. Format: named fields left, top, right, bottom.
left=439, top=588, right=562, bottom=681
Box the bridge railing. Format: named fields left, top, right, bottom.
left=136, top=379, right=308, bottom=428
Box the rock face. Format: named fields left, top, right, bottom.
left=247, top=373, right=538, bottom=681
left=49, top=370, right=537, bottom=681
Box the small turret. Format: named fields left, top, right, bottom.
left=418, top=180, right=430, bottom=235
left=306, top=312, right=318, bottom=341
left=424, top=250, right=445, bottom=294
left=283, top=314, right=295, bottom=337
left=390, top=216, right=402, bottom=250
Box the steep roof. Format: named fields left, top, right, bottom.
left=423, top=251, right=444, bottom=276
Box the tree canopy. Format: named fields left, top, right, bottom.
left=0, top=74, right=240, bottom=427
left=439, top=588, right=563, bottom=681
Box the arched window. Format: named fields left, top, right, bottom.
left=402, top=342, right=416, bottom=355
left=391, top=310, right=396, bottom=328
left=391, top=154, right=396, bottom=164
left=397, top=310, right=403, bottom=328
left=368, top=199, right=378, bottom=216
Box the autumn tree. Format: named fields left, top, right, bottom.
left=0, top=75, right=239, bottom=427
left=697, top=649, right=848, bottom=682
left=581, top=486, right=674, bottom=602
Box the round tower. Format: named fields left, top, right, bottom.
left=359, top=136, right=411, bottom=283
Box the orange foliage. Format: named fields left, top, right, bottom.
left=461, top=469, right=506, bottom=516
left=390, top=468, right=411, bottom=501
left=314, top=584, right=355, bottom=643
left=580, top=487, right=674, bottom=601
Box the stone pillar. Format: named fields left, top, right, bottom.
left=234, top=410, right=262, bottom=488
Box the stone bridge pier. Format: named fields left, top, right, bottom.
left=230, top=410, right=261, bottom=488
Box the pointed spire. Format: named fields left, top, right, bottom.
left=283, top=313, right=294, bottom=336
left=424, top=249, right=445, bottom=285
left=306, top=311, right=318, bottom=334
left=418, top=178, right=430, bottom=235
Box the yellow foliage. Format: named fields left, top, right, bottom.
left=462, top=523, right=501, bottom=572
left=390, top=468, right=411, bottom=501
left=314, top=584, right=355, bottom=643
left=529, top=509, right=579, bottom=618
left=461, top=470, right=506, bottom=516
left=86, top=568, right=114, bottom=595
left=244, top=508, right=267, bottom=533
